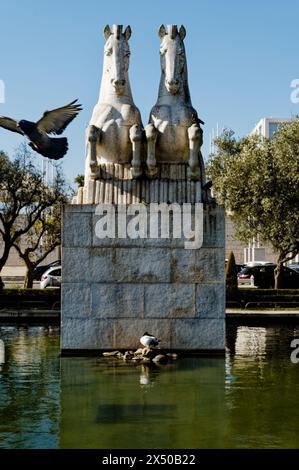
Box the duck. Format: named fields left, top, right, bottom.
left=140, top=332, right=160, bottom=348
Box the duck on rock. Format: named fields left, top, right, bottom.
left=140, top=332, right=160, bottom=348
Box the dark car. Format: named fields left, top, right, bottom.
left=236, top=264, right=246, bottom=273
left=225, top=260, right=245, bottom=273
left=288, top=263, right=299, bottom=273
left=33, top=260, right=61, bottom=281
left=238, top=264, right=299, bottom=288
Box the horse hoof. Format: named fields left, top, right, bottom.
left=131, top=166, right=143, bottom=179
left=146, top=165, right=158, bottom=179
left=187, top=166, right=201, bottom=181
left=90, top=162, right=98, bottom=173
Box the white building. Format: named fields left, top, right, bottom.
left=251, top=117, right=292, bottom=139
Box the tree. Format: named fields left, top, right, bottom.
left=74, top=174, right=84, bottom=187
left=208, top=121, right=299, bottom=288
left=0, top=145, right=68, bottom=282
left=13, top=203, right=63, bottom=288
left=226, top=251, right=238, bottom=300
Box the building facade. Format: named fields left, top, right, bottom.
left=251, top=117, right=292, bottom=140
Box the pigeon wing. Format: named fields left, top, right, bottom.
left=0, top=116, right=24, bottom=135
left=36, top=100, right=82, bottom=135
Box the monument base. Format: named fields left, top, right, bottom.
left=61, top=202, right=225, bottom=353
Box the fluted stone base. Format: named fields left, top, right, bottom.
left=73, top=163, right=203, bottom=205
left=61, top=202, right=225, bottom=352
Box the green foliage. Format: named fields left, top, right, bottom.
left=239, top=288, right=299, bottom=300
left=0, top=288, right=60, bottom=296
left=0, top=145, right=69, bottom=284
left=237, top=288, right=299, bottom=308
left=226, top=251, right=238, bottom=300
left=75, top=174, right=84, bottom=187
left=208, top=120, right=299, bottom=286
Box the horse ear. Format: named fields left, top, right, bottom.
left=103, top=24, right=111, bottom=40
left=124, top=25, right=132, bottom=40
left=158, top=24, right=166, bottom=38
left=179, top=25, right=186, bottom=40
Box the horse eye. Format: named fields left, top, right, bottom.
left=160, top=48, right=166, bottom=56
left=105, top=49, right=112, bottom=56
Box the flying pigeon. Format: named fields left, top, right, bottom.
left=0, top=100, right=82, bottom=160
left=140, top=332, right=160, bottom=348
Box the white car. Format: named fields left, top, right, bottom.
left=40, top=266, right=61, bottom=288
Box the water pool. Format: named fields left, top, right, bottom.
left=0, top=324, right=298, bottom=448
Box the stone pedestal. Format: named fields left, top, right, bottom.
left=61, top=169, right=225, bottom=352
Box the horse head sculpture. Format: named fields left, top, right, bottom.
left=85, top=24, right=143, bottom=184
left=146, top=24, right=206, bottom=192
left=101, top=24, right=132, bottom=98
left=159, top=24, right=188, bottom=96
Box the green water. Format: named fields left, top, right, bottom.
left=0, top=324, right=299, bottom=448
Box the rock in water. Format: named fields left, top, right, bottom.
left=123, top=351, right=134, bottom=361
left=142, top=347, right=157, bottom=359
left=153, top=354, right=168, bottom=364
left=135, top=348, right=144, bottom=355
left=103, top=351, right=121, bottom=357
left=167, top=353, right=178, bottom=360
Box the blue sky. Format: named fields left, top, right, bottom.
left=0, top=0, right=298, bottom=186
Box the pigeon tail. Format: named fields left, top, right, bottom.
left=30, top=137, right=68, bottom=160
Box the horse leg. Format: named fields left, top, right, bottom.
left=198, top=146, right=213, bottom=202
left=187, top=123, right=203, bottom=181
left=87, top=124, right=100, bottom=174
left=145, top=123, right=158, bottom=177
left=129, top=124, right=142, bottom=178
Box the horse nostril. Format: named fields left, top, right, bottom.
left=167, top=79, right=179, bottom=86
left=114, top=79, right=125, bottom=87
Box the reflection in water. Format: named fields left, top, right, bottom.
left=0, top=339, right=5, bottom=366
left=225, top=326, right=267, bottom=387
left=225, top=324, right=299, bottom=448
left=96, top=404, right=177, bottom=424
left=0, top=324, right=299, bottom=448
left=138, top=363, right=174, bottom=388
left=235, top=326, right=267, bottom=357
left=225, top=354, right=236, bottom=388
left=139, top=364, right=155, bottom=387
left=0, top=326, right=60, bottom=449
left=60, top=356, right=226, bottom=449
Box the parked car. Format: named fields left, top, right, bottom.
left=238, top=264, right=275, bottom=287
left=288, top=263, right=299, bottom=273
left=40, top=266, right=61, bottom=289
left=238, top=264, right=299, bottom=288
left=225, top=260, right=245, bottom=273
left=236, top=264, right=245, bottom=273
left=33, top=260, right=61, bottom=281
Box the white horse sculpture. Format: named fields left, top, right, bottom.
left=146, top=24, right=206, bottom=185
left=85, top=24, right=143, bottom=180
